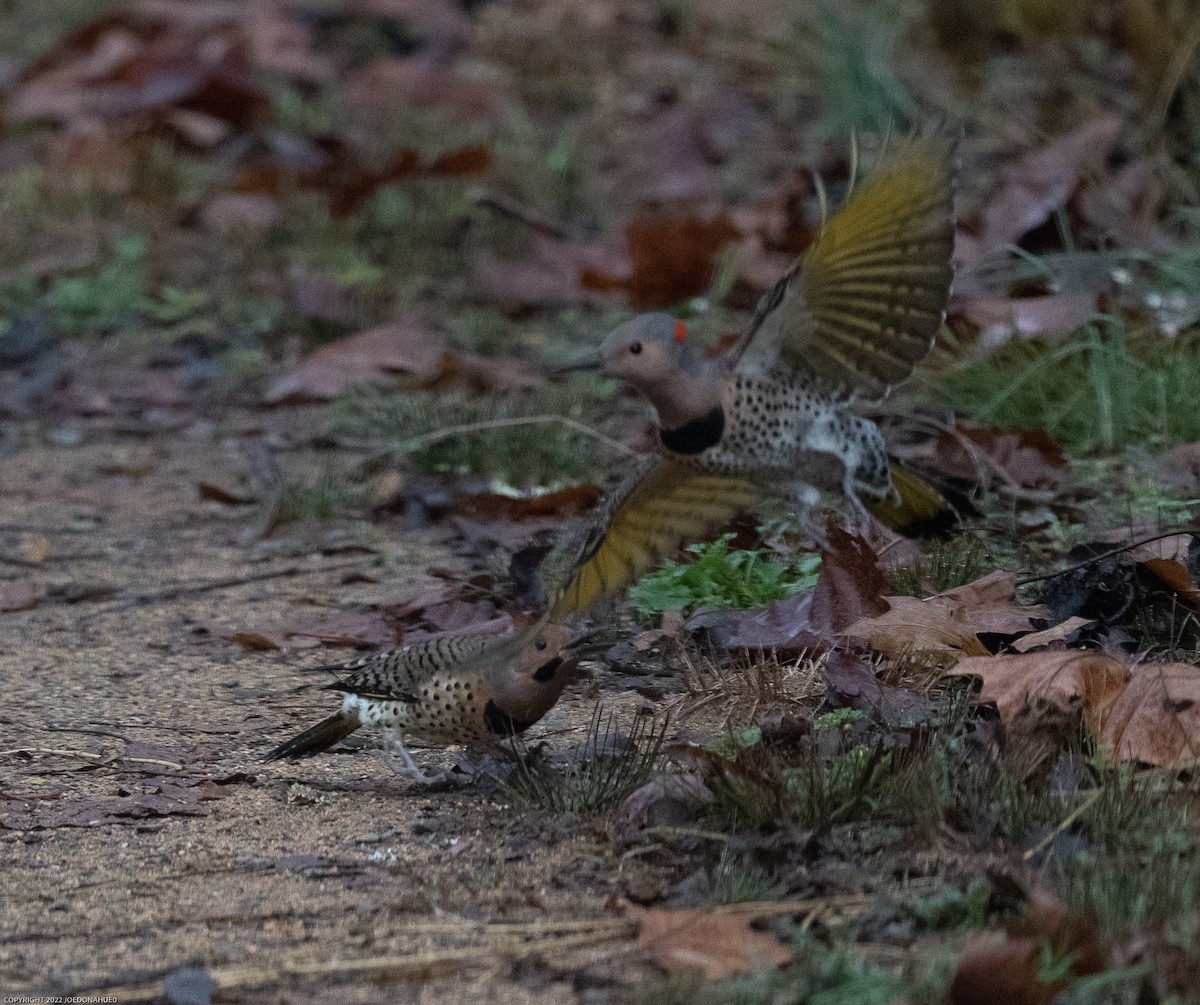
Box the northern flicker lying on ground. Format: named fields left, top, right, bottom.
left=267, top=620, right=587, bottom=784
left=567, top=137, right=958, bottom=538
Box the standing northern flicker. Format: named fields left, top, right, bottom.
left=267, top=620, right=586, bottom=783
left=567, top=137, right=958, bottom=537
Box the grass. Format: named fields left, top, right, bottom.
left=931, top=320, right=1200, bottom=454
left=888, top=536, right=992, bottom=597
left=326, top=383, right=618, bottom=489
left=708, top=846, right=780, bottom=905
left=630, top=535, right=822, bottom=618
left=273, top=468, right=371, bottom=526
left=504, top=706, right=667, bottom=815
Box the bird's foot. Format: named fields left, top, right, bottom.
left=381, top=732, right=453, bottom=785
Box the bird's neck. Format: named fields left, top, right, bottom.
left=643, top=368, right=723, bottom=431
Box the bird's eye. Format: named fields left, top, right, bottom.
left=535, top=640, right=548, bottom=651
left=629, top=341, right=643, bottom=355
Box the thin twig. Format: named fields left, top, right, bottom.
left=469, top=186, right=571, bottom=239
left=1023, top=787, right=1103, bottom=861
left=81, top=560, right=368, bottom=618
left=87, top=922, right=637, bottom=1000
left=392, top=415, right=639, bottom=458
left=0, top=748, right=187, bottom=770
left=0, top=553, right=41, bottom=568
left=1015, top=528, right=1199, bottom=587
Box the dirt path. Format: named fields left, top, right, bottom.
left=0, top=421, right=652, bottom=1002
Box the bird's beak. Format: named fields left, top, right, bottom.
left=564, top=626, right=611, bottom=656
left=555, top=356, right=603, bottom=375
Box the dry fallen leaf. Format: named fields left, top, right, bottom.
left=947, top=651, right=1130, bottom=738
left=950, top=886, right=1106, bottom=1005
left=934, top=426, right=1066, bottom=489
left=977, top=116, right=1123, bottom=254
left=263, top=320, right=445, bottom=404
left=843, top=595, right=991, bottom=657
left=1100, top=662, right=1200, bottom=769
left=631, top=904, right=790, bottom=979
left=1009, top=616, right=1095, bottom=653
left=583, top=213, right=741, bottom=309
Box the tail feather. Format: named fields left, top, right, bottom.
left=266, top=713, right=359, bottom=761
left=868, top=461, right=960, bottom=537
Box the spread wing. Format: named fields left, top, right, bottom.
left=733, top=136, right=956, bottom=398
left=546, top=457, right=759, bottom=620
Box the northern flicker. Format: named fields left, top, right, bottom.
left=543, top=454, right=760, bottom=619
left=567, top=136, right=958, bottom=537
left=267, top=620, right=586, bottom=784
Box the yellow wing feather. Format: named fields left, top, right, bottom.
left=547, top=459, right=759, bottom=620
left=741, top=137, right=956, bottom=397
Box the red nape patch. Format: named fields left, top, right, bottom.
left=674, top=320, right=688, bottom=342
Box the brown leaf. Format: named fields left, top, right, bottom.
left=950, top=887, right=1107, bottom=1005
left=1100, top=662, right=1200, bottom=768
left=726, top=530, right=888, bottom=649
left=0, top=580, right=36, bottom=612
left=472, top=235, right=630, bottom=311
left=1139, top=558, right=1200, bottom=608
left=226, top=631, right=282, bottom=653
left=951, top=932, right=1060, bottom=1005
left=1009, top=616, right=1095, bottom=653
left=843, top=595, right=992, bottom=658
left=451, top=484, right=602, bottom=522
left=947, top=651, right=1130, bottom=736
left=811, top=527, right=890, bottom=633
left=934, top=427, right=1065, bottom=488
left=631, top=904, right=790, bottom=979
left=978, top=116, right=1123, bottom=254
left=583, top=213, right=741, bottom=309
left=820, top=651, right=934, bottom=729
left=431, top=349, right=541, bottom=393
left=263, top=319, right=445, bottom=404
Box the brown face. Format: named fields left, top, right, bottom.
left=488, top=623, right=585, bottom=731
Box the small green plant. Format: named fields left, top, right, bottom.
left=274, top=469, right=371, bottom=525
left=900, top=878, right=993, bottom=932
left=809, top=0, right=916, bottom=136
left=504, top=707, right=667, bottom=815
left=643, top=926, right=954, bottom=1005
left=45, top=235, right=149, bottom=337
left=812, top=708, right=864, bottom=731
left=630, top=535, right=821, bottom=618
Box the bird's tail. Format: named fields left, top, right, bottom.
left=867, top=461, right=961, bottom=537
left=266, top=713, right=359, bottom=761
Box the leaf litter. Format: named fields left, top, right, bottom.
left=4, top=0, right=1200, bottom=1001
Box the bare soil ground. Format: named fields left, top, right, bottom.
left=1, top=415, right=661, bottom=1003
